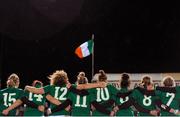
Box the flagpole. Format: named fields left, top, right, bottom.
left=91, top=34, right=95, bottom=80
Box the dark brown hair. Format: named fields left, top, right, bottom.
left=140, top=75, right=153, bottom=86
left=120, top=73, right=130, bottom=88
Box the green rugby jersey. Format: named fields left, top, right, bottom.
left=156, top=88, right=180, bottom=116
left=23, top=90, right=46, bottom=116
left=91, top=84, right=118, bottom=116
left=115, top=88, right=134, bottom=116
left=43, top=85, right=70, bottom=116
left=131, top=88, right=157, bottom=116
left=68, top=88, right=93, bottom=116
left=0, top=87, right=24, bottom=116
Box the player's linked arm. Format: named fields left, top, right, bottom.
left=76, top=82, right=106, bottom=90
left=91, top=101, right=111, bottom=115
left=155, top=99, right=179, bottom=115
left=2, top=97, right=42, bottom=115
left=25, top=85, right=45, bottom=94
left=51, top=99, right=72, bottom=114
left=2, top=99, right=23, bottom=115
left=46, top=94, right=61, bottom=105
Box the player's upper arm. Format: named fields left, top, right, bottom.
left=130, top=89, right=138, bottom=100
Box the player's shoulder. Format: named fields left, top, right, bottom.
left=0, top=87, right=8, bottom=92
left=175, top=86, right=180, bottom=92
left=154, top=89, right=162, bottom=94
left=119, top=87, right=129, bottom=92
left=16, top=88, right=23, bottom=91
left=12, top=88, right=24, bottom=94
left=71, top=84, right=77, bottom=88
left=43, top=84, right=52, bottom=89
left=88, top=87, right=96, bottom=93
left=107, top=83, right=116, bottom=88
left=132, top=87, right=141, bottom=93
left=16, top=88, right=23, bottom=90
left=87, top=88, right=94, bottom=93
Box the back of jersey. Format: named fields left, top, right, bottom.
left=68, top=88, right=92, bottom=116
left=115, top=88, right=134, bottom=116
left=43, top=85, right=69, bottom=116
left=0, top=87, right=24, bottom=116
left=156, top=89, right=180, bottom=116
left=131, top=88, right=157, bottom=116
left=91, top=84, right=118, bottom=116
left=23, top=90, right=46, bottom=116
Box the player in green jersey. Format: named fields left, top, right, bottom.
left=23, top=80, right=46, bottom=116
left=50, top=71, right=95, bottom=116
left=67, top=72, right=93, bottom=116
left=25, top=70, right=71, bottom=116
left=113, top=73, right=134, bottom=116
left=113, top=75, right=178, bottom=116
left=131, top=75, right=160, bottom=116
left=25, top=70, right=106, bottom=116
left=131, top=75, right=179, bottom=116
left=2, top=80, right=48, bottom=116
left=111, top=74, right=159, bottom=116
left=0, top=73, right=24, bottom=116
left=156, top=76, right=180, bottom=116
left=91, top=70, right=118, bottom=116
left=2, top=79, right=61, bottom=116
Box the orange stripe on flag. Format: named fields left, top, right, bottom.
left=75, top=47, right=83, bottom=58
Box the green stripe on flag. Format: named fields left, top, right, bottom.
left=87, top=40, right=94, bottom=53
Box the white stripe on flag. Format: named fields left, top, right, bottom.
left=80, top=42, right=90, bottom=57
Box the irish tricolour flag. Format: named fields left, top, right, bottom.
left=75, top=40, right=94, bottom=59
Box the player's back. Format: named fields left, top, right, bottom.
left=43, top=84, right=70, bottom=116
left=131, top=87, right=157, bottom=116
left=68, top=88, right=92, bottom=116
left=156, top=87, right=180, bottom=116
left=91, top=84, right=117, bottom=116
left=115, top=88, right=134, bottom=116
left=23, top=90, right=46, bottom=116
left=0, top=87, right=24, bottom=116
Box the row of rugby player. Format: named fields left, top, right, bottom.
left=0, top=70, right=180, bottom=116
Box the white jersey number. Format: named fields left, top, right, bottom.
left=3, top=93, right=16, bottom=107
left=166, top=93, right=175, bottom=106
left=75, top=95, right=87, bottom=107
left=143, top=95, right=152, bottom=106
left=96, top=88, right=110, bottom=102
left=29, top=92, right=43, bottom=102
left=120, top=96, right=129, bottom=103
left=54, top=87, right=68, bottom=100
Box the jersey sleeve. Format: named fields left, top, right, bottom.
left=24, top=90, right=29, bottom=97
left=71, top=84, right=77, bottom=88
left=130, top=89, right=138, bottom=100
left=0, top=90, right=3, bottom=100
left=43, top=85, right=51, bottom=94
left=109, top=84, right=119, bottom=96
left=69, top=84, right=89, bottom=96
left=155, top=90, right=161, bottom=98
left=176, top=86, right=180, bottom=92
left=18, top=89, right=25, bottom=99
left=89, top=88, right=96, bottom=102
left=67, top=92, right=73, bottom=101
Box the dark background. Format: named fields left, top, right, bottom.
left=0, top=0, right=180, bottom=88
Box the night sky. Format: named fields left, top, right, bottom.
left=0, top=0, right=180, bottom=88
